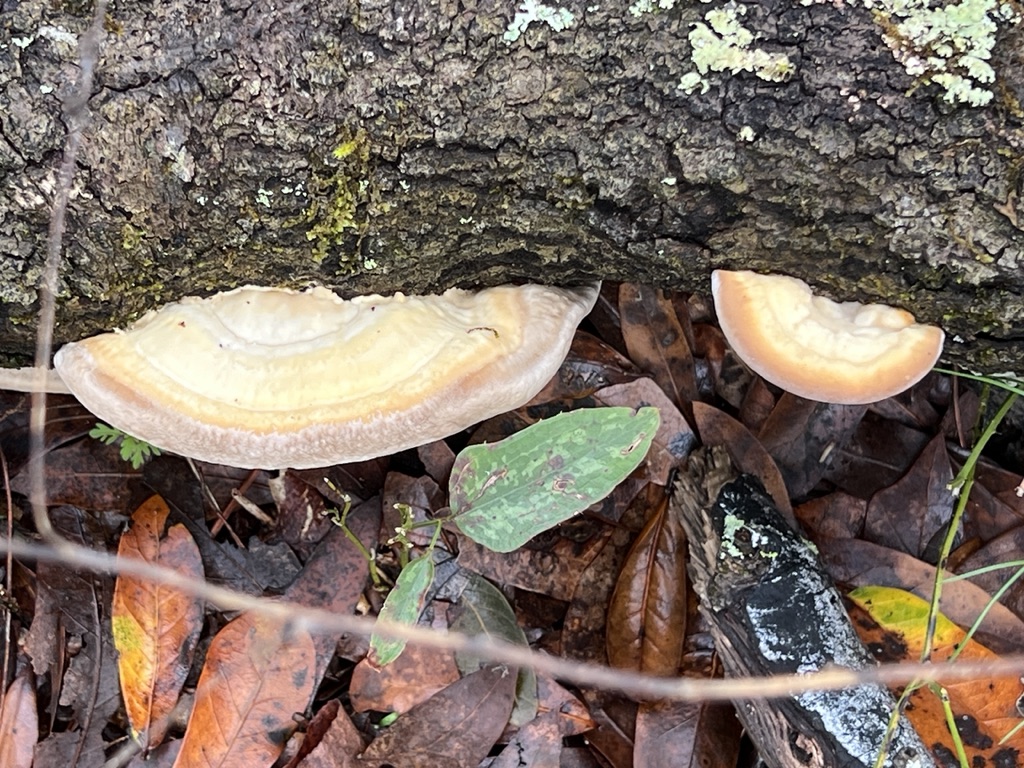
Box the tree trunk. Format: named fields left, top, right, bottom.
left=2, top=0, right=1022, bottom=371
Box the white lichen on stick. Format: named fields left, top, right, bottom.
left=866, top=0, right=1020, bottom=106
left=504, top=0, right=576, bottom=43
left=678, top=2, right=794, bottom=94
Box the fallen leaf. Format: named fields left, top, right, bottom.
left=284, top=499, right=381, bottom=680
left=350, top=639, right=460, bottom=715
left=819, top=538, right=1024, bottom=655
left=171, top=612, right=316, bottom=768
left=864, top=433, right=954, bottom=559
left=757, top=394, right=866, bottom=499
left=849, top=586, right=1024, bottom=762
left=299, top=701, right=366, bottom=768
left=606, top=487, right=687, bottom=675
left=528, top=330, right=641, bottom=404
left=594, top=379, right=696, bottom=485
left=268, top=471, right=335, bottom=557
left=27, top=507, right=120, bottom=768
left=691, top=401, right=793, bottom=523
left=618, top=284, right=698, bottom=410
left=455, top=524, right=612, bottom=602
left=634, top=699, right=742, bottom=768
left=359, top=664, right=517, bottom=768
left=795, top=492, right=867, bottom=541
left=0, top=668, right=37, bottom=768
left=113, top=495, right=204, bottom=747
left=821, top=412, right=931, bottom=498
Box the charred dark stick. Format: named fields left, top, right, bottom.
left=673, top=446, right=934, bottom=768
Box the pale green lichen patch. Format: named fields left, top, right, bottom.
left=679, top=2, right=795, bottom=94
left=867, top=0, right=1020, bottom=106
left=504, top=0, right=575, bottom=43
left=628, top=0, right=677, bottom=17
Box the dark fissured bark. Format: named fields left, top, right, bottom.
left=1, top=0, right=1022, bottom=372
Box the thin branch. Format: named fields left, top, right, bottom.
left=29, top=0, right=109, bottom=542
left=5, top=534, right=1024, bottom=704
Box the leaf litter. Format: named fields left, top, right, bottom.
left=2, top=281, right=1024, bottom=767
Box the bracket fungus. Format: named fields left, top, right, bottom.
left=52, top=283, right=600, bottom=469
left=711, top=270, right=944, bottom=405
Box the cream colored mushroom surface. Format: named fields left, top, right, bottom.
left=711, top=270, right=944, bottom=405
left=53, top=283, right=599, bottom=469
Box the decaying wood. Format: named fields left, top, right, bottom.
left=673, top=446, right=934, bottom=768
left=2, top=0, right=1022, bottom=372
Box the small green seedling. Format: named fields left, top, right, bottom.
left=365, top=406, right=660, bottom=665
left=89, top=423, right=162, bottom=469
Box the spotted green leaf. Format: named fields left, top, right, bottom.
left=451, top=407, right=659, bottom=552
left=369, top=554, right=435, bottom=666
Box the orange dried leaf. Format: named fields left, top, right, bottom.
left=0, top=668, right=37, bottom=768
left=849, top=585, right=1024, bottom=759
left=171, top=611, right=316, bottom=768
left=606, top=486, right=687, bottom=674
left=113, top=495, right=204, bottom=748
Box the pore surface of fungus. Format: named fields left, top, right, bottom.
left=54, top=283, right=599, bottom=469
left=711, top=270, right=944, bottom=405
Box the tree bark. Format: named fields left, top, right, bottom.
left=1, top=0, right=1022, bottom=371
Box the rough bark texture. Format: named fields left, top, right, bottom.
left=1, top=0, right=1023, bottom=370
left=674, top=446, right=934, bottom=768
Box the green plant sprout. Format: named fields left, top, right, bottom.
left=89, top=423, right=162, bottom=469
left=873, top=369, right=1022, bottom=768
left=325, top=406, right=660, bottom=666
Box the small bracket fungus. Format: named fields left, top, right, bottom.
left=53, top=283, right=600, bottom=469
left=711, top=270, right=944, bottom=405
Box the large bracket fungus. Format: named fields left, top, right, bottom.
left=711, top=270, right=945, bottom=405
left=51, top=283, right=600, bottom=469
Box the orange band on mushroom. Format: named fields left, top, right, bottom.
left=54, top=283, right=600, bottom=469
left=711, top=270, right=944, bottom=405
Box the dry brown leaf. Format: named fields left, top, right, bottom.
left=9, top=437, right=140, bottom=510
left=820, top=411, right=932, bottom=498
left=634, top=699, right=741, bottom=768
left=113, top=495, right=204, bottom=748
left=618, top=284, right=699, bottom=410
left=0, top=668, right=37, bottom=768
left=795, top=492, right=867, bottom=541
left=691, top=401, right=794, bottom=523
left=284, top=500, right=381, bottom=678
left=529, top=330, right=641, bottom=404
left=757, top=394, right=866, bottom=499
left=959, top=527, right=1024, bottom=628
left=359, top=664, right=516, bottom=768
left=593, top=378, right=696, bottom=485
left=349, top=641, right=460, bottom=714
left=456, top=527, right=612, bottom=602
left=299, top=701, right=366, bottom=768
left=489, top=711, right=563, bottom=767
left=268, top=471, right=335, bottom=557
left=171, top=611, right=316, bottom=768
left=864, top=433, right=954, bottom=558
left=606, top=487, right=687, bottom=675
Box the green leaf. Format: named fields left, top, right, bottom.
left=369, top=555, right=435, bottom=666
left=451, top=407, right=660, bottom=553
left=451, top=573, right=538, bottom=726
left=88, top=423, right=162, bottom=469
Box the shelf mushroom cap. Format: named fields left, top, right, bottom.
left=54, top=283, right=600, bottom=469
left=711, top=270, right=944, bottom=405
